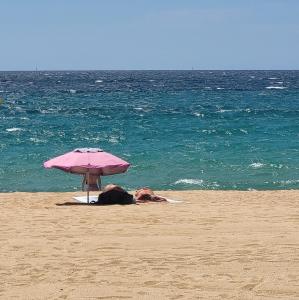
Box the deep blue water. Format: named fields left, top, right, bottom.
left=0, top=70, right=298, bottom=192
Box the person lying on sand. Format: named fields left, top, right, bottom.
left=102, top=184, right=126, bottom=193
left=96, top=184, right=134, bottom=205
left=94, top=185, right=168, bottom=205
left=135, top=187, right=167, bottom=203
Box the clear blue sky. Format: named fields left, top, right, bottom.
left=1, top=0, right=298, bottom=70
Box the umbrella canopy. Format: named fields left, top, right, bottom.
left=44, top=148, right=130, bottom=176
left=44, top=148, right=130, bottom=203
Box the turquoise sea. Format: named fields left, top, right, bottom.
left=0, top=70, right=298, bottom=192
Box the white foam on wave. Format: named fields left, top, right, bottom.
left=249, top=162, right=265, bottom=169
left=217, top=87, right=225, bottom=90
left=202, top=129, right=216, bottom=134
left=6, top=128, right=22, bottom=132
left=174, top=179, right=220, bottom=188
left=29, top=137, right=46, bottom=143
left=174, top=179, right=204, bottom=185
left=240, top=129, right=248, bottom=134
left=108, top=136, right=119, bottom=144
left=274, top=179, right=299, bottom=185
left=217, top=109, right=233, bottom=113
left=15, top=106, right=24, bottom=112
left=95, top=80, right=103, bottom=83
left=270, top=163, right=284, bottom=169
left=266, top=86, right=286, bottom=90
left=194, top=112, right=204, bottom=117
left=69, top=89, right=76, bottom=94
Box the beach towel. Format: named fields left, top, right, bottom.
left=73, top=195, right=183, bottom=204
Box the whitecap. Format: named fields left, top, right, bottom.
left=217, top=109, right=233, bottom=113
left=274, top=179, right=299, bottom=185
left=240, top=129, right=248, bottom=134
left=174, top=178, right=220, bottom=188
left=174, top=179, right=204, bottom=185
left=266, top=86, right=286, bottom=90
left=6, top=128, right=22, bottom=132
left=108, top=136, right=119, bottom=144
left=269, top=77, right=278, bottom=80
left=69, top=89, right=76, bottom=94
left=95, top=80, right=103, bottom=83
left=249, top=162, right=265, bottom=169
left=202, top=129, right=216, bottom=134
left=15, top=106, right=24, bottom=112
left=29, top=137, right=45, bottom=143
left=270, top=163, right=284, bottom=169
left=216, top=87, right=225, bottom=90
left=40, top=109, right=52, bottom=114
left=194, top=112, right=204, bottom=117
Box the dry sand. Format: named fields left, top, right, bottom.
left=0, top=190, right=299, bottom=299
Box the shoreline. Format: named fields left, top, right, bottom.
left=1, top=190, right=299, bottom=299
left=1, top=189, right=298, bottom=193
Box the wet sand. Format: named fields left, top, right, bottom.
left=0, top=190, right=299, bottom=299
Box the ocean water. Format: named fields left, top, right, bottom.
left=0, top=70, right=298, bottom=192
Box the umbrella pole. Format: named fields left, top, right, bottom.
left=98, top=176, right=102, bottom=191
left=87, top=171, right=90, bottom=204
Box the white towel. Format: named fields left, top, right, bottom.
left=73, top=196, right=98, bottom=203
left=73, top=195, right=183, bottom=204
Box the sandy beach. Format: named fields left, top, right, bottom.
left=0, top=190, right=299, bottom=299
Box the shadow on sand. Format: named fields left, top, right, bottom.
left=56, top=202, right=135, bottom=206
left=56, top=202, right=96, bottom=206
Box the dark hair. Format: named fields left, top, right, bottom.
left=97, top=189, right=134, bottom=205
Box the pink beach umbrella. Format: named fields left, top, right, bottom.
left=44, top=148, right=130, bottom=203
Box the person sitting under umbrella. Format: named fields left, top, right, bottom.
left=82, top=174, right=101, bottom=191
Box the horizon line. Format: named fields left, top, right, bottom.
left=0, top=69, right=299, bottom=72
